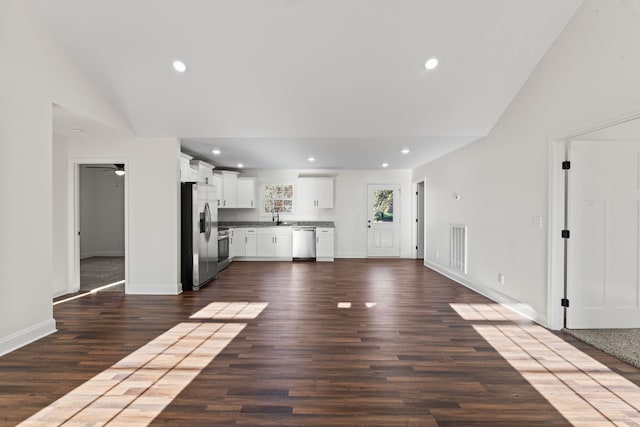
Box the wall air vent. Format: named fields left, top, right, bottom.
left=450, top=224, right=467, bottom=274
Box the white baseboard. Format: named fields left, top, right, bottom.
left=424, top=260, right=547, bottom=326
left=80, top=251, right=125, bottom=259
left=335, top=252, right=365, bottom=258
left=0, top=319, right=57, bottom=357
left=335, top=253, right=415, bottom=259
left=52, top=288, right=68, bottom=298
left=125, top=283, right=182, bottom=295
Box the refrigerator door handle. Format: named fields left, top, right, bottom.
left=204, top=202, right=212, bottom=242
left=199, top=212, right=206, bottom=233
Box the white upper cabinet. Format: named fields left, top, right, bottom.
left=215, top=172, right=256, bottom=209
left=219, top=171, right=239, bottom=208
left=189, top=165, right=200, bottom=182
left=179, top=153, right=193, bottom=182
left=190, top=160, right=215, bottom=184
left=297, top=178, right=334, bottom=209
left=212, top=174, right=223, bottom=206
left=236, top=177, right=256, bottom=208
left=182, top=156, right=216, bottom=184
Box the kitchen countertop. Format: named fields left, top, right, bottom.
left=219, top=221, right=335, bottom=228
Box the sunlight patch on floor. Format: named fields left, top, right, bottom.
left=53, top=280, right=126, bottom=306
left=450, top=302, right=523, bottom=321
left=19, top=322, right=245, bottom=426
left=473, top=322, right=640, bottom=424
left=190, top=302, right=269, bottom=320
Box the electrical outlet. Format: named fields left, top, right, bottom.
left=532, top=216, right=543, bottom=229
left=498, top=273, right=505, bottom=285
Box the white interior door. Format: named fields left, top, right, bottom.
left=367, top=184, right=400, bottom=257
left=567, top=140, right=640, bottom=328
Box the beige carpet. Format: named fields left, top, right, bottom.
left=563, top=328, right=640, bottom=369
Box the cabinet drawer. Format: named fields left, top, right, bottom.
left=257, top=227, right=291, bottom=236
left=316, top=227, right=334, bottom=235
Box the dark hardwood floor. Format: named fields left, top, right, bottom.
left=2, top=260, right=639, bottom=426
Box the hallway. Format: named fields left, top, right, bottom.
left=3, top=260, right=639, bottom=426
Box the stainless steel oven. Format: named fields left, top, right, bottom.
left=217, top=227, right=230, bottom=272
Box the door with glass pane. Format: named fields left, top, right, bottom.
left=367, top=184, right=400, bottom=257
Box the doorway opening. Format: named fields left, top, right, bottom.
left=549, top=110, right=640, bottom=330
left=76, top=163, right=127, bottom=293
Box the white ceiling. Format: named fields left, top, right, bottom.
left=33, top=0, right=582, bottom=169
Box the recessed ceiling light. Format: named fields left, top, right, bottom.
left=71, top=128, right=83, bottom=133
left=424, top=57, right=439, bottom=70
left=401, top=149, right=410, bottom=154
left=212, top=149, right=221, bottom=155
left=308, top=157, right=315, bottom=162
left=381, top=162, right=389, bottom=168
left=237, top=163, right=244, bottom=168
left=172, top=60, right=187, bottom=72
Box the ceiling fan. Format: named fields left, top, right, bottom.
left=85, top=163, right=126, bottom=176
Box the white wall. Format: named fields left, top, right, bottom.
left=0, top=0, right=134, bottom=356
left=52, top=134, right=69, bottom=297
left=66, top=136, right=182, bottom=295
left=220, top=169, right=413, bottom=258
left=412, top=0, right=640, bottom=326
left=79, top=166, right=125, bottom=258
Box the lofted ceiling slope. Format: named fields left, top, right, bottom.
left=32, top=0, right=583, bottom=169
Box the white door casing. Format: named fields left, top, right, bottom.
left=70, top=159, right=129, bottom=295
left=366, top=184, right=401, bottom=257
left=417, top=181, right=425, bottom=260
left=567, top=140, right=640, bottom=328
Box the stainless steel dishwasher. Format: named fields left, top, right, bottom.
left=292, top=227, right=316, bottom=260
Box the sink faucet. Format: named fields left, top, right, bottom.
left=272, top=208, right=281, bottom=225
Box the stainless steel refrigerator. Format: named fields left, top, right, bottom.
left=181, top=182, right=218, bottom=291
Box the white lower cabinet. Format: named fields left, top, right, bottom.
left=230, top=228, right=245, bottom=259
left=231, top=226, right=332, bottom=261
left=275, top=233, right=293, bottom=258
left=244, top=228, right=257, bottom=257
left=256, top=227, right=292, bottom=259
left=257, top=234, right=276, bottom=257
left=234, top=227, right=287, bottom=259
left=316, top=227, right=334, bottom=261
